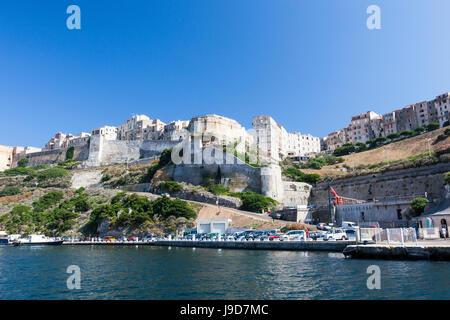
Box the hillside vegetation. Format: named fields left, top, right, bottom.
left=303, top=126, right=450, bottom=178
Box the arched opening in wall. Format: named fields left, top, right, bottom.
left=360, top=212, right=365, bottom=222
left=440, top=219, right=448, bottom=238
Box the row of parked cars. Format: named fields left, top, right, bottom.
left=63, top=235, right=157, bottom=243
left=180, top=228, right=355, bottom=242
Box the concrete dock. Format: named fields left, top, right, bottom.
left=62, top=240, right=351, bottom=252
left=343, top=241, right=450, bottom=261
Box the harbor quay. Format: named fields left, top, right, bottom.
left=343, top=240, right=450, bottom=261
left=61, top=239, right=351, bottom=252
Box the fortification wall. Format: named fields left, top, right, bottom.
left=282, top=181, right=312, bottom=206
left=311, top=164, right=449, bottom=206
left=82, top=136, right=179, bottom=167
left=311, top=163, right=450, bottom=226
left=172, top=163, right=262, bottom=193
left=24, top=144, right=89, bottom=166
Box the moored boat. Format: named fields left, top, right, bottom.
left=13, top=234, right=63, bottom=246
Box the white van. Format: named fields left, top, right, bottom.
left=341, top=221, right=358, bottom=230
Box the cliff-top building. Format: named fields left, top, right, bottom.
left=323, top=91, right=450, bottom=151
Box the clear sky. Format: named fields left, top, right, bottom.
left=1, top=0, right=450, bottom=147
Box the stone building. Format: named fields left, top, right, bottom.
left=0, top=145, right=13, bottom=171
left=393, top=105, right=419, bottom=133
left=91, top=126, right=118, bottom=141
left=346, top=111, right=382, bottom=144
left=253, top=115, right=321, bottom=163
left=188, top=115, right=249, bottom=152
left=323, top=91, right=450, bottom=151
left=324, top=129, right=348, bottom=152
left=44, top=132, right=68, bottom=150
left=117, top=115, right=153, bottom=141
left=162, top=120, right=190, bottom=141
left=434, top=92, right=450, bottom=127
left=68, top=132, right=91, bottom=147
left=143, top=119, right=166, bottom=140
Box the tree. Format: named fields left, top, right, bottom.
left=17, top=157, right=29, bottom=168
left=414, top=126, right=425, bottom=133
left=375, top=136, right=387, bottom=144
left=387, top=133, right=400, bottom=140
left=400, top=130, right=413, bottom=137
left=66, top=147, right=75, bottom=160
left=411, top=197, right=429, bottom=217
left=426, top=123, right=440, bottom=132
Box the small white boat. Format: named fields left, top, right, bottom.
left=14, top=234, right=63, bottom=246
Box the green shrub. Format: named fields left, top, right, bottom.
left=17, top=157, right=29, bottom=168
left=387, top=133, right=400, bottom=140
left=89, top=193, right=196, bottom=229
left=37, top=167, right=68, bottom=181
left=2, top=167, right=35, bottom=176
left=0, top=186, right=21, bottom=197
left=101, top=173, right=112, bottom=182
left=141, top=148, right=173, bottom=183
left=282, top=166, right=320, bottom=184
left=445, top=172, right=450, bottom=185
left=57, top=159, right=80, bottom=169
left=233, top=191, right=276, bottom=213
left=426, top=122, right=440, bottom=131
left=66, top=147, right=75, bottom=160
left=400, top=130, right=413, bottom=136
left=158, top=181, right=183, bottom=193
left=32, top=191, right=64, bottom=212
left=414, top=126, right=425, bottom=133
left=411, top=197, right=429, bottom=217
left=207, top=184, right=230, bottom=195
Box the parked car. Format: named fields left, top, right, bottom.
left=281, top=230, right=307, bottom=241
left=342, top=221, right=358, bottom=230
left=324, top=228, right=347, bottom=241
left=309, top=231, right=326, bottom=240
left=317, top=223, right=332, bottom=231
left=142, top=234, right=155, bottom=242
left=127, top=236, right=138, bottom=242
left=205, top=233, right=219, bottom=240
left=268, top=233, right=282, bottom=241
left=104, top=236, right=116, bottom=242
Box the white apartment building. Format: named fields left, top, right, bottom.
left=253, top=115, right=321, bottom=163
left=0, top=145, right=13, bottom=171
left=91, top=126, right=118, bottom=140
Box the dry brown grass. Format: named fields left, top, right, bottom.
left=304, top=127, right=450, bottom=177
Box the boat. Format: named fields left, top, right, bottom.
left=0, top=231, right=9, bottom=245
left=13, top=234, right=63, bottom=246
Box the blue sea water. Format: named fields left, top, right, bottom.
left=0, top=245, right=448, bottom=299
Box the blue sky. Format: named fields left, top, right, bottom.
left=1, top=0, right=450, bottom=147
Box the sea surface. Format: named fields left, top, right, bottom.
left=0, top=245, right=449, bottom=299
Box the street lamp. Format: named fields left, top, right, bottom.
left=426, top=138, right=431, bottom=158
